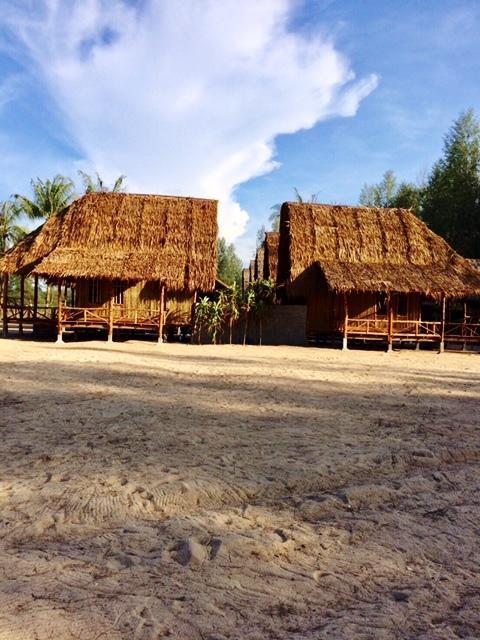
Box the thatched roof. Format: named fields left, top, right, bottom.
left=254, top=247, right=265, bottom=280
left=278, top=203, right=480, bottom=297
left=1, top=192, right=218, bottom=292
left=249, top=259, right=255, bottom=282
left=263, top=231, right=279, bottom=281
left=242, top=267, right=251, bottom=291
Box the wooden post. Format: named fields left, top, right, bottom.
left=158, top=281, right=165, bottom=343
left=462, top=300, right=467, bottom=351
left=416, top=297, right=421, bottom=350
left=387, top=293, right=393, bottom=352
left=342, top=293, right=348, bottom=351
left=2, top=273, right=8, bottom=338
left=439, top=294, right=446, bottom=353
left=56, top=280, right=63, bottom=343
left=19, top=274, right=25, bottom=338
left=190, top=290, right=197, bottom=344
left=33, top=275, right=39, bottom=320
left=107, top=283, right=114, bottom=343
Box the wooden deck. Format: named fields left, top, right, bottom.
left=345, top=318, right=480, bottom=346
left=1, top=303, right=188, bottom=341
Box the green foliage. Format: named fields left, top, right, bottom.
left=195, top=279, right=275, bottom=345
left=217, top=237, right=243, bottom=286
left=0, top=200, right=27, bottom=253
left=220, top=282, right=242, bottom=344
left=78, top=170, right=127, bottom=194
left=422, top=110, right=480, bottom=257
left=194, top=295, right=223, bottom=344
left=359, top=170, right=423, bottom=214
left=14, top=175, right=76, bottom=220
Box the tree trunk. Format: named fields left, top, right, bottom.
left=229, top=318, right=233, bottom=345
left=243, top=312, right=248, bottom=346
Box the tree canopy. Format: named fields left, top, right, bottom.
left=78, top=171, right=127, bottom=194
left=359, top=110, right=480, bottom=258
left=422, top=110, right=480, bottom=257
left=359, top=170, right=422, bottom=214
left=217, top=237, right=243, bottom=286
left=14, top=175, right=76, bottom=220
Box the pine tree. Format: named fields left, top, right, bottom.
left=422, top=110, right=480, bottom=257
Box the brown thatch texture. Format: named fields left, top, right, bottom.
left=0, top=193, right=218, bottom=292
left=249, top=259, right=256, bottom=282
left=254, top=247, right=264, bottom=280
left=242, top=267, right=251, bottom=291
left=263, top=231, right=279, bottom=281
left=278, top=203, right=480, bottom=297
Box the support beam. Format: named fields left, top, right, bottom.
left=33, top=275, right=39, bottom=320
left=19, top=274, right=25, bottom=338
left=190, top=290, right=197, bottom=344
left=2, top=273, right=8, bottom=338
left=107, top=283, right=114, bottom=343
left=158, top=281, right=165, bottom=343
left=387, top=293, right=393, bottom=352
left=56, top=280, right=63, bottom=343
left=439, top=294, right=446, bottom=353
left=342, top=293, right=348, bottom=351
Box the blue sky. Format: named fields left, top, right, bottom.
left=1, top=1, right=479, bottom=262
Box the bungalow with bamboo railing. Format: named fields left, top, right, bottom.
left=277, top=202, right=480, bottom=350
left=0, top=192, right=217, bottom=342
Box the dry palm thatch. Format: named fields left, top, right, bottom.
left=254, top=246, right=265, bottom=280
left=249, top=259, right=255, bottom=282
left=242, top=267, right=251, bottom=291
left=278, top=203, right=480, bottom=298
left=0, top=192, right=218, bottom=292
left=263, top=231, right=279, bottom=281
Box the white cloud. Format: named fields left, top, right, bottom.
left=1, top=0, right=377, bottom=242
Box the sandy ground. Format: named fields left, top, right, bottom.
left=0, top=340, right=479, bottom=640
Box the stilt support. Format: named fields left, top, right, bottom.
left=2, top=273, right=8, bottom=338
left=342, top=293, right=348, bottom=351
left=107, top=286, right=114, bottom=343
left=158, top=281, right=165, bottom=344
left=56, top=280, right=63, bottom=344
left=439, top=294, right=446, bottom=354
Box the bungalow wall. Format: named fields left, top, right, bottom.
left=73, top=278, right=193, bottom=324
left=306, top=290, right=422, bottom=335
left=285, top=270, right=422, bottom=335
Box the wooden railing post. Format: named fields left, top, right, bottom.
left=191, top=290, right=197, bottom=343
left=19, top=274, right=25, bottom=338
left=342, top=293, right=348, bottom=351
left=107, top=283, right=114, bottom=343
left=439, top=294, right=446, bottom=353
left=158, top=281, right=165, bottom=344
left=2, top=273, right=8, bottom=338
left=387, top=293, right=393, bottom=352
left=33, top=275, right=39, bottom=321
left=56, top=280, right=63, bottom=344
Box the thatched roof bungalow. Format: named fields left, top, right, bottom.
left=254, top=247, right=265, bottom=281
left=277, top=202, right=480, bottom=348
left=263, top=231, right=279, bottom=281
left=1, top=192, right=218, bottom=341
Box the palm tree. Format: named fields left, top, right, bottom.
left=78, top=170, right=127, bottom=194
left=14, top=175, right=75, bottom=220
left=0, top=201, right=27, bottom=254
left=0, top=200, right=28, bottom=304
left=269, top=187, right=319, bottom=231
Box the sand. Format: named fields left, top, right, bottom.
left=0, top=340, right=479, bottom=639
